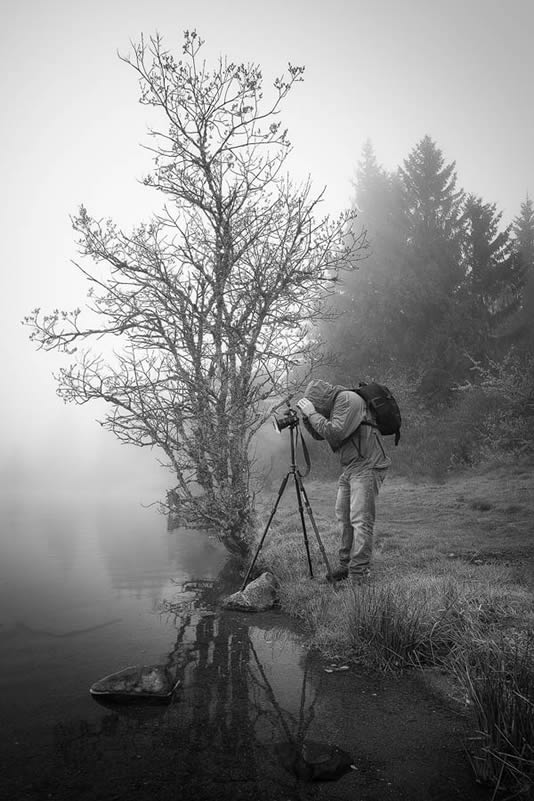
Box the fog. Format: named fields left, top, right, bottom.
left=2, top=0, right=533, bottom=523
left=0, top=367, right=169, bottom=513
left=1, top=11, right=532, bottom=798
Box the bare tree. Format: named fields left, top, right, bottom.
left=24, top=31, right=366, bottom=556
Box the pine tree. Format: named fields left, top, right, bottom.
left=396, top=135, right=466, bottom=373
left=319, top=142, right=406, bottom=380
left=461, top=194, right=524, bottom=360
left=508, top=195, right=534, bottom=350
left=513, top=195, right=534, bottom=270
left=400, top=135, right=464, bottom=242
left=322, top=137, right=468, bottom=380
left=353, top=140, right=391, bottom=228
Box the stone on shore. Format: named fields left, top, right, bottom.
left=222, top=571, right=278, bottom=612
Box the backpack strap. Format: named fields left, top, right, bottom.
left=331, top=387, right=368, bottom=454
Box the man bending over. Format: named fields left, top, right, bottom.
left=297, top=379, right=390, bottom=586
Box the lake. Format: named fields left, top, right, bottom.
left=0, top=480, right=490, bottom=801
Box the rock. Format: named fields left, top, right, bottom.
left=90, top=665, right=180, bottom=704
left=274, top=740, right=356, bottom=782
left=221, top=571, right=279, bottom=612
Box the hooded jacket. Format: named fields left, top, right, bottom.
left=301, top=379, right=391, bottom=472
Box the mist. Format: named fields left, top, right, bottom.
left=3, top=0, right=533, bottom=520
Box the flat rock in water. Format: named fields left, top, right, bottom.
left=90, top=664, right=179, bottom=704
left=222, top=571, right=278, bottom=612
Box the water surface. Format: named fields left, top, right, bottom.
left=0, top=483, right=489, bottom=801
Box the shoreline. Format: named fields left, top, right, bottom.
left=255, top=461, right=534, bottom=797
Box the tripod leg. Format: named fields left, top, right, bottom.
left=296, top=472, right=333, bottom=580
left=293, top=473, right=314, bottom=578
left=241, top=472, right=290, bottom=590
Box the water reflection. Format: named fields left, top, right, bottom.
left=0, top=485, right=489, bottom=801
left=24, top=588, right=487, bottom=801
left=46, top=600, right=334, bottom=801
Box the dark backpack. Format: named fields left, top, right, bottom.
left=335, top=382, right=402, bottom=446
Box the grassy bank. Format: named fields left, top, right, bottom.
left=255, top=459, right=534, bottom=797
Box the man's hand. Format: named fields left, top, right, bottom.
left=297, top=397, right=315, bottom=417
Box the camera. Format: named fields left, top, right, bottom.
left=273, top=407, right=299, bottom=432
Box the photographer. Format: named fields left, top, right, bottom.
left=297, top=379, right=391, bottom=586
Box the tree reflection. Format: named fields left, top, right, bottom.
left=49, top=591, right=327, bottom=800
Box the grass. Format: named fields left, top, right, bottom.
left=451, top=636, right=534, bottom=800
left=254, top=458, right=534, bottom=797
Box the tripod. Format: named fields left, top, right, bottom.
left=241, top=422, right=332, bottom=590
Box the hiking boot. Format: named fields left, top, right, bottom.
left=326, top=566, right=349, bottom=583
left=349, top=569, right=371, bottom=587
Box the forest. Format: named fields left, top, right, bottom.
left=312, top=135, right=534, bottom=479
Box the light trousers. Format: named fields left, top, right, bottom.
left=335, top=468, right=387, bottom=576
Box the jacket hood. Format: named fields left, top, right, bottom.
left=304, top=379, right=347, bottom=418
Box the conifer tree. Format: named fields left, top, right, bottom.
left=319, top=142, right=404, bottom=380
left=322, top=137, right=467, bottom=380
left=508, top=195, right=534, bottom=350
left=395, top=135, right=465, bottom=373
left=513, top=195, right=534, bottom=270
left=461, top=194, right=524, bottom=360
left=400, top=135, right=464, bottom=241
left=354, top=140, right=391, bottom=227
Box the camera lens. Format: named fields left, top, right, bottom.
left=273, top=408, right=298, bottom=432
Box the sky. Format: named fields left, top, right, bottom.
left=1, top=0, right=533, bottom=492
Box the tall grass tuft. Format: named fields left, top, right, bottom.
left=341, top=577, right=469, bottom=670
left=451, top=635, right=534, bottom=799
left=294, top=575, right=473, bottom=670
